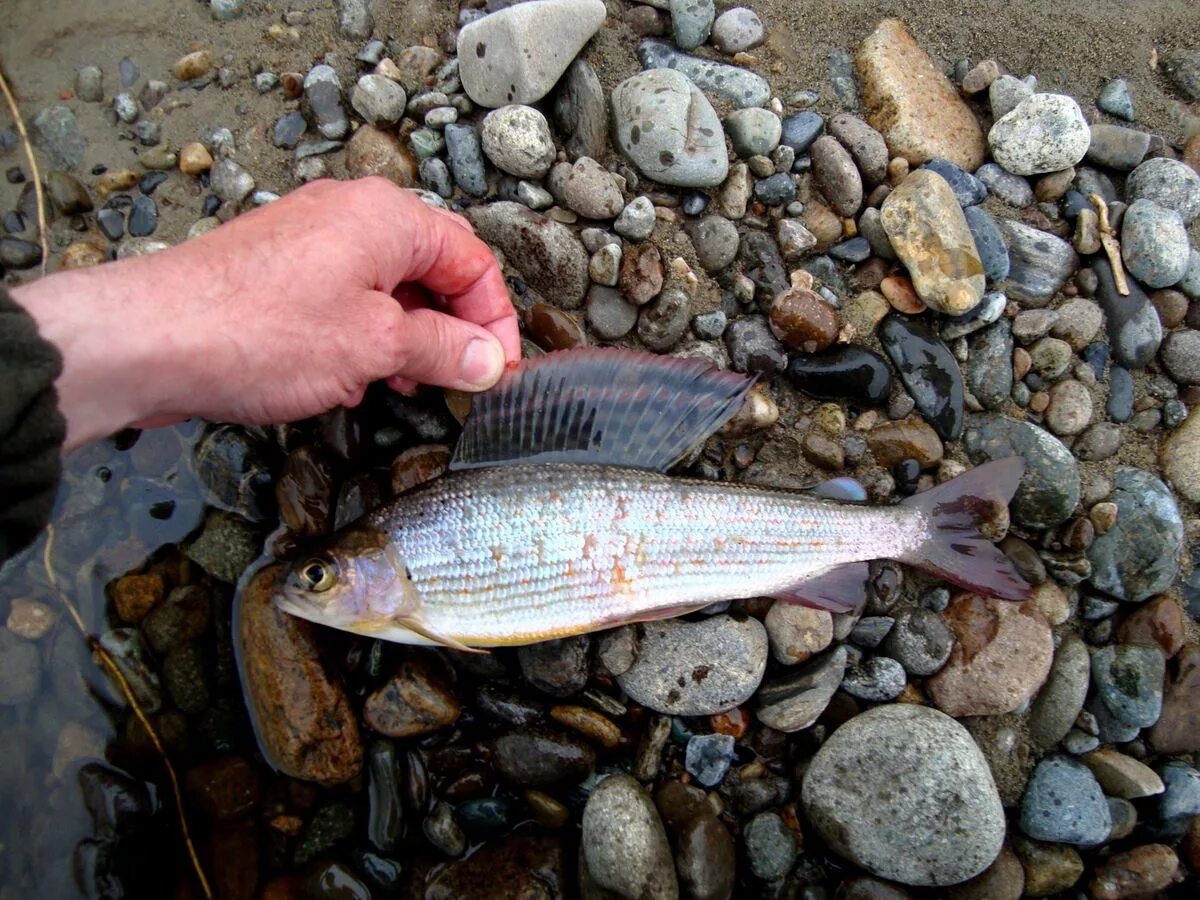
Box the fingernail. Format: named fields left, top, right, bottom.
left=459, top=337, right=504, bottom=388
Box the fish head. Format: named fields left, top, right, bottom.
left=274, top=528, right=419, bottom=628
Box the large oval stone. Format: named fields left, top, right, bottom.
left=611, top=68, right=729, bottom=188
left=880, top=169, right=985, bottom=316
left=465, top=202, right=588, bottom=307
left=802, top=704, right=1005, bottom=886
left=1087, top=468, right=1183, bottom=602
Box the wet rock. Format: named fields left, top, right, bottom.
left=803, top=704, right=1005, bottom=886
left=363, top=658, right=460, bottom=737
left=812, top=135, right=862, bottom=217
left=457, top=0, right=607, bottom=107
left=744, top=811, right=797, bottom=881
left=493, top=727, right=595, bottom=785
left=989, top=94, right=1090, bottom=176
left=965, top=319, right=1014, bottom=410
left=1121, top=199, right=1190, bottom=288
left=926, top=594, right=1053, bottom=716
left=236, top=566, right=361, bottom=783
left=466, top=201, right=588, bottom=306
left=770, top=284, right=838, bottom=352
left=866, top=417, right=943, bottom=469
left=998, top=219, right=1077, bottom=306
left=1014, top=837, right=1084, bottom=895
left=1090, top=844, right=1182, bottom=900
left=0, top=236, right=40, bottom=270
left=481, top=105, right=556, bottom=179
left=637, top=38, right=770, bottom=109
left=185, top=756, right=261, bottom=821
left=617, top=615, right=767, bottom=716
left=1087, top=468, right=1182, bottom=602
left=855, top=19, right=985, bottom=170
left=526, top=303, right=586, bottom=351
left=738, top=229, right=788, bottom=301
left=1161, top=407, right=1200, bottom=503
left=1125, top=157, right=1200, bottom=224
left=963, top=206, right=1010, bottom=285
left=786, top=345, right=893, bottom=405
left=142, top=584, right=210, bottom=655
left=46, top=170, right=93, bottom=215
left=878, top=315, right=965, bottom=440
left=612, top=68, right=729, bottom=188
left=32, top=105, right=87, bottom=170
left=518, top=635, right=590, bottom=696
left=582, top=774, right=678, bottom=898
left=881, top=170, right=984, bottom=316
left=1091, top=643, right=1165, bottom=728
left=553, top=59, right=606, bottom=161
left=1020, top=755, right=1111, bottom=845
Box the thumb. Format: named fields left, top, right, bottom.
left=383, top=302, right=507, bottom=391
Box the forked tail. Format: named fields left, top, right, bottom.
left=899, top=457, right=1033, bottom=600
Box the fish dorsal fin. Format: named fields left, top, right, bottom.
left=811, top=477, right=868, bottom=503
left=450, top=348, right=756, bottom=472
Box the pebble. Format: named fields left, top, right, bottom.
left=1029, top=635, right=1091, bottom=749
left=481, top=105, right=556, bottom=179
left=997, top=219, right=1078, bottom=306
left=550, top=705, right=621, bottom=748
left=1020, top=755, right=1112, bottom=845
left=209, top=158, right=254, bottom=204
left=1147, top=644, right=1200, bottom=754
left=803, top=704, right=1005, bottom=886
left=179, top=142, right=214, bottom=175
left=921, top=158, right=986, bottom=207
left=880, top=169, right=984, bottom=316
left=492, top=727, right=595, bottom=786
left=636, top=38, right=770, bottom=109
left=550, top=59, right=604, bottom=160
left=363, top=659, right=459, bottom=737
left=769, top=284, right=838, bottom=352
left=753, top=172, right=795, bottom=206
left=1081, top=748, right=1164, bottom=798
left=711, top=7, right=764, bottom=54
left=616, top=615, right=767, bottom=716
left=1160, top=329, right=1200, bottom=385
left=943, top=289, right=1007, bottom=340
left=75, top=64, right=103, bottom=102
left=1090, top=844, right=1182, bottom=900
left=236, top=567, right=361, bottom=782
left=0, top=237, right=41, bottom=269
left=1121, top=199, right=1190, bottom=288
left=963, top=206, right=1010, bottom=286
left=1086, top=123, right=1150, bottom=171
left=856, top=19, right=985, bottom=170
left=137, top=146, right=177, bottom=170
left=1044, top=379, right=1092, bottom=435
left=1161, top=407, right=1200, bottom=502
left=614, top=196, right=656, bottom=240
left=1097, top=77, right=1135, bottom=120
left=564, top=157, right=625, bottom=219
left=466, top=202, right=588, bottom=306
left=669, top=0, right=714, bottom=51
left=828, top=113, right=889, bottom=186
left=611, top=68, right=728, bottom=188
left=786, top=345, right=893, bottom=405
left=724, top=107, right=781, bottom=158
left=303, top=65, right=348, bottom=140
left=638, top=287, right=690, bottom=351
left=684, top=733, right=734, bottom=787
left=351, top=74, right=406, bottom=127
left=975, top=162, right=1033, bottom=207
left=112, top=92, right=138, bottom=123
left=420, top=158, right=453, bottom=197
left=882, top=606, right=953, bottom=675
left=619, top=242, right=664, bottom=304
left=841, top=656, right=907, bottom=700
left=743, top=812, right=797, bottom=881
left=457, top=0, right=607, bottom=106
left=1094, top=259, right=1163, bottom=368
left=443, top=123, right=487, bottom=196
left=31, top=105, right=87, bottom=170
left=581, top=774, right=677, bottom=898
left=586, top=285, right=639, bottom=339
left=1087, top=468, right=1183, bottom=602
left=878, top=315, right=965, bottom=439
left=1091, top=643, right=1165, bottom=729
left=126, top=195, right=157, bottom=237
left=779, top=110, right=824, bottom=154
left=588, top=243, right=621, bottom=285
left=334, top=0, right=373, bottom=39
left=990, top=93, right=1090, bottom=176
left=1125, top=157, right=1200, bottom=224
left=46, top=170, right=92, bottom=214
left=345, top=126, right=416, bottom=186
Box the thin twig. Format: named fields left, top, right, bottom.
left=1090, top=192, right=1130, bottom=296
left=0, top=65, right=49, bottom=277
left=43, top=527, right=213, bottom=900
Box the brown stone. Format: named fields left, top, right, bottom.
left=185, top=756, right=262, bottom=820
left=389, top=444, right=450, bottom=495
left=880, top=169, right=985, bottom=315
left=619, top=243, right=664, bottom=305
left=926, top=593, right=1053, bottom=717
left=236, top=565, right=362, bottom=784
left=209, top=820, right=260, bottom=900
left=171, top=50, right=212, bottom=81
left=1080, top=748, right=1165, bottom=799
left=59, top=241, right=108, bottom=270
left=1116, top=595, right=1185, bottom=658
left=764, top=602, right=833, bottom=665
left=880, top=274, right=926, bottom=313
left=856, top=19, right=985, bottom=170
left=866, top=416, right=944, bottom=468
left=947, top=844, right=1023, bottom=900
left=1014, top=838, right=1083, bottom=896
left=769, top=286, right=838, bottom=352
left=801, top=200, right=843, bottom=251
left=345, top=125, right=417, bottom=186
left=363, top=658, right=460, bottom=738
left=802, top=428, right=845, bottom=469
left=419, top=835, right=565, bottom=898
left=1150, top=289, right=1189, bottom=329
left=1161, top=407, right=1200, bottom=503
left=95, top=168, right=139, bottom=198
left=111, top=572, right=165, bottom=624
left=549, top=705, right=622, bottom=748
left=1181, top=817, right=1200, bottom=874
left=1090, top=844, right=1182, bottom=900
left=1148, top=644, right=1200, bottom=753
left=178, top=142, right=214, bottom=175
left=275, top=446, right=336, bottom=537
left=1184, top=132, right=1200, bottom=175
left=526, top=302, right=587, bottom=350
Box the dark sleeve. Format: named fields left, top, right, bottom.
left=0, top=285, right=66, bottom=564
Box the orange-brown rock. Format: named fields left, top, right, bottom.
left=879, top=274, right=926, bottom=314
left=867, top=417, right=943, bottom=468
left=1148, top=644, right=1200, bottom=753
left=947, top=844, right=1024, bottom=900
left=111, top=572, right=165, bottom=623
left=345, top=125, right=417, bottom=186
left=1115, top=595, right=1185, bottom=658
left=856, top=19, right=985, bottom=171
left=770, top=286, right=838, bottom=352
left=60, top=241, right=108, bottom=270
left=1090, top=844, right=1182, bottom=900
left=363, top=657, right=460, bottom=738
left=926, top=593, right=1053, bottom=716
left=619, top=243, right=664, bottom=305
left=801, top=201, right=843, bottom=251
left=526, top=302, right=587, bottom=350
left=236, top=565, right=362, bottom=784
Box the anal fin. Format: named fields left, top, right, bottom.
left=771, top=562, right=870, bottom=614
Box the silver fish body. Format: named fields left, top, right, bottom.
left=279, top=463, right=924, bottom=646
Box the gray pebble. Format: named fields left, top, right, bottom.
left=684, top=732, right=734, bottom=787
left=75, top=65, right=104, bottom=102
left=1121, top=199, right=1190, bottom=288
left=351, top=74, right=406, bottom=127
left=841, top=656, right=906, bottom=701
left=744, top=812, right=797, bottom=881
left=581, top=774, right=677, bottom=898
left=209, top=158, right=254, bottom=204
left=1126, top=157, right=1200, bottom=224
left=976, top=162, right=1034, bottom=207
left=303, top=65, right=348, bottom=140
left=637, top=38, right=770, bottom=108
left=724, top=107, right=781, bottom=158
left=711, top=7, right=764, bottom=54
left=1091, top=644, right=1165, bottom=728
left=443, top=124, right=487, bottom=197
left=1086, top=467, right=1183, bottom=601
left=964, top=205, right=1010, bottom=285
left=883, top=607, right=953, bottom=676
left=1020, top=755, right=1112, bottom=845
left=1097, top=78, right=1134, bottom=120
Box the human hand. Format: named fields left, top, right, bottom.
left=14, top=177, right=520, bottom=448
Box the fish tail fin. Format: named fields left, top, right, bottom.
left=899, top=457, right=1033, bottom=600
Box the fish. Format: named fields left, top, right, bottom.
left=273, top=348, right=1031, bottom=649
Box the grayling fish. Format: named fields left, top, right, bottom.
left=273, top=349, right=1030, bottom=649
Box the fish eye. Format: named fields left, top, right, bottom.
left=298, top=557, right=338, bottom=592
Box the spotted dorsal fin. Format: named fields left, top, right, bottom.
left=450, top=348, right=756, bottom=472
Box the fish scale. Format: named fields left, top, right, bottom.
left=369, top=464, right=921, bottom=644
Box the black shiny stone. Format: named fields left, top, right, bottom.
left=366, top=741, right=404, bottom=852
left=5, top=166, right=24, bottom=184
left=105, top=195, right=134, bottom=210
left=202, top=194, right=221, bottom=217
left=892, top=458, right=921, bottom=495
left=681, top=191, right=710, bottom=216
left=454, top=796, right=512, bottom=837
left=127, top=194, right=157, bottom=237
left=878, top=314, right=965, bottom=441
left=786, top=345, right=893, bottom=405
left=138, top=171, right=168, bottom=195
left=97, top=207, right=125, bottom=241
left=351, top=849, right=403, bottom=892
left=0, top=236, right=42, bottom=269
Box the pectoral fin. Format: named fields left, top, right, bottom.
left=350, top=611, right=488, bottom=653
left=395, top=615, right=488, bottom=654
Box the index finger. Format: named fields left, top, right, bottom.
left=370, top=183, right=521, bottom=362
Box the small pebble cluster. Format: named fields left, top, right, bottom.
left=2, top=1, right=1200, bottom=898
